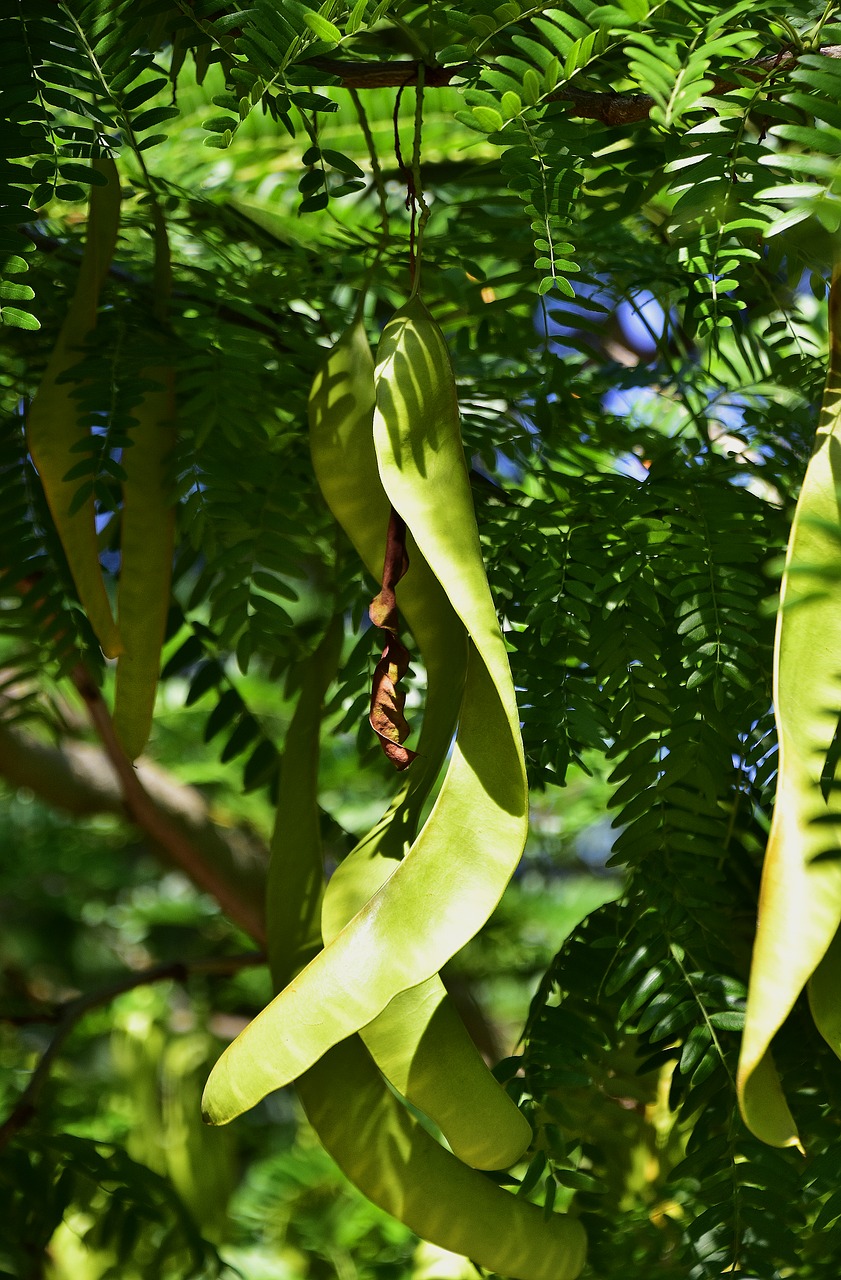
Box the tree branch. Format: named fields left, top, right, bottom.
left=0, top=951, right=263, bottom=1151
left=0, top=712, right=352, bottom=920
left=70, top=666, right=268, bottom=944
left=303, top=45, right=841, bottom=124
left=0, top=707, right=506, bottom=1074
left=0, top=715, right=269, bottom=921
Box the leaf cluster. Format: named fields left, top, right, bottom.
left=3, top=0, right=841, bottom=1275
left=0, top=1134, right=227, bottom=1279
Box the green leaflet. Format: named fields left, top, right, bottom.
left=737, top=273, right=841, bottom=1148
left=113, top=208, right=176, bottom=761
left=265, top=616, right=584, bottom=1280
left=310, top=320, right=531, bottom=1170
left=202, top=301, right=528, bottom=1132
left=26, top=157, right=122, bottom=659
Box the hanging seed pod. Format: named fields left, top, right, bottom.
left=26, top=158, right=123, bottom=658
left=737, top=272, right=841, bottom=1149
left=262, top=587, right=583, bottom=1280
left=203, top=299, right=527, bottom=1125
left=308, top=318, right=531, bottom=1171
left=112, top=207, right=177, bottom=761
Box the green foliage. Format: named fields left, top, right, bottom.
left=5, top=0, right=841, bottom=1276
left=0, top=1133, right=228, bottom=1279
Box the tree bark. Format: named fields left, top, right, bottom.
left=0, top=720, right=268, bottom=935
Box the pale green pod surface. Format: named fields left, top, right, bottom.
left=323, top=803, right=531, bottom=1170
left=261, top=619, right=581, bottom=1279
left=737, top=275, right=841, bottom=1149
left=372, top=297, right=523, bottom=729
left=113, top=369, right=176, bottom=760
left=297, top=1037, right=587, bottom=1280
left=311, top=318, right=531, bottom=1169
left=808, top=924, right=841, bottom=1059
left=113, top=212, right=177, bottom=761
left=203, top=307, right=528, bottom=1131
left=26, top=158, right=123, bottom=658
left=266, top=617, right=344, bottom=990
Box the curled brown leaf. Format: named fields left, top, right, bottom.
left=368, top=507, right=417, bottom=770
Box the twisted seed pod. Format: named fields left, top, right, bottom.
left=310, top=319, right=531, bottom=1170
left=26, top=158, right=122, bottom=658
left=202, top=304, right=528, bottom=1132
left=298, top=1038, right=586, bottom=1280
left=737, top=272, right=841, bottom=1149
left=265, top=614, right=585, bottom=1280
left=112, top=208, right=176, bottom=761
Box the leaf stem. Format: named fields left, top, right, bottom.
left=410, top=65, right=429, bottom=299
left=351, top=87, right=390, bottom=313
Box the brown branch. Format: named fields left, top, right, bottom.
left=303, top=45, right=841, bottom=125
left=0, top=952, right=263, bottom=1151
left=304, top=58, right=464, bottom=89
left=0, top=717, right=507, bottom=1089
left=0, top=720, right=269, bottom=904
left=71, top=665, right=267, bottom=945
left=0, top=713, right=350, bottom=927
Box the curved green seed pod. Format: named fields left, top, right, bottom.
left=112, top=366, right=175, bottom=759
left=266, top=616, right=344, bottom=988
left=808, top=923, right=841, bottom=1060
left=737, top=272, right=841, bottom=1149
left=311, top=320, right=531, bottom=1169
left=324, top=761, right=533, bottom=1169
left=26, top=158, right=122, bottom=658
left=113, top=208, right=176, bottom=761
left=203, top=300, right=528, bottom=1123
left=266, top=616, right=584, bottom=1280
left=298, top=1038, right=587, bottom=1280
left=203, top=317, right=527, bottom=1172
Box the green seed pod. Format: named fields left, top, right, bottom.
left=266, top=616, right=344, bottom=989
left=26, top=158, right=123, bottom=658
left=308, top=318, right=531, bottom=1169
left=737, top=273, right=841, bottom=1149
left=112, top=366, right=175, bottom=759
left=298, top=1038, right=587, bottom=1280
left=202, top=300, right=528, bottom=1117
left=263, top=597, right=584, bottom=1280
left=113, top=209, right=176, bottom=760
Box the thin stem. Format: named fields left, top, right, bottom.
left=410, top=66, right=429, bottom=299
left=350, top=87, right=390, bottom=312
left=810, top=2, right=839, bottom=48
left=0, top=951, right=263, bottom=1150
left=352, top=88, right=389, bottom=240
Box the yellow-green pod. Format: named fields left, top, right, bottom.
left=112, top=367, right=176, bottom=759
left=737, top=272, right=841, bottom=1148
left=266, top=616, right=344, bottom=988
left=113, top=208, right=176, bottom=760
left=264, top=621, right=584, bottom=1280
left=298, top=1038, right=587, bottom=1280
left=309, top=318, right=531, bottom=1169
left=26, top=158, right=122, bottom=658
left=203, top=301, right=529, bottom=1140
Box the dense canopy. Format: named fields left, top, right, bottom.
left=4, top=3, right=841, bottom=1278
